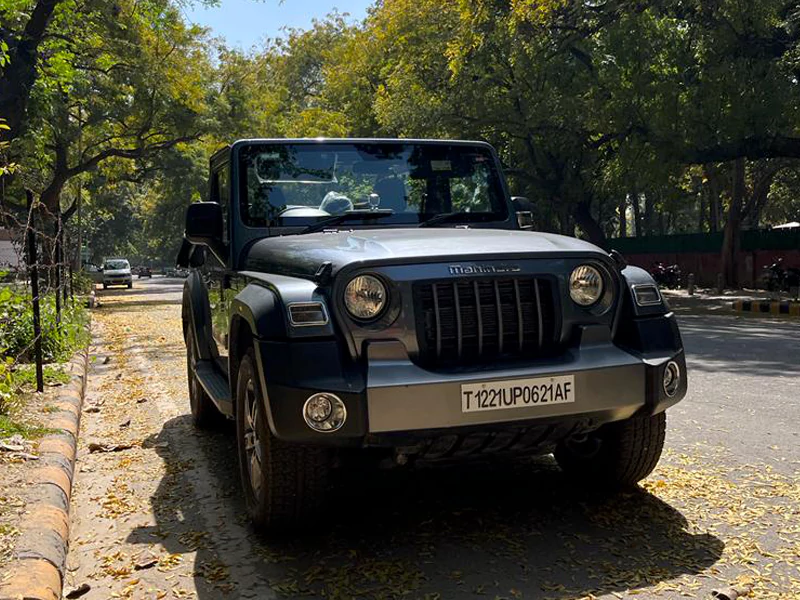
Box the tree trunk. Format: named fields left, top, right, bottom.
left=573, top=200, right=607, bottom=247
left=643, top=191, right=655, bottom=236
left=721, top=158, right=745, bottom=289
left=618, top=195, right=627, bottom=237
left=704, top=165, right=721, bottom=233
left=0, top=0, right=61, bottom=141
left=630, top=190, right=641, bottom=236
left=742, top=163, right=780, bottom=230
left=698, top=192, right=706, bottom=232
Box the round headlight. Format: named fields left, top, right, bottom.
left=569, top=265, right=604, bottom=306
left=344, top=275, right=387, bottom=320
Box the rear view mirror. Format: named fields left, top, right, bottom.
left=512, top=196, right=534, bottom=230
left=185, top=202, right=226, bottom=262
left=185, top=202, right=223, bottom=246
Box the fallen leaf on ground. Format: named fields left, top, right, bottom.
left=134, top=558, right=158, bottom=570
left=88, top=442, right=135, bottom=453
left=65, top=583, right=91, bottom=599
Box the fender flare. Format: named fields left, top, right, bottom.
left=182, top=271, right=215, bottom=361
left=229, top=283, right=287, bottom=340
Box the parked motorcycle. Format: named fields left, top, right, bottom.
left=762, top=258, right=800, bottom=292
left=651, top=262, right=682, bottom=289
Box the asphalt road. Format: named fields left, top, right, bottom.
left=65, top=278, right=800, bottom=600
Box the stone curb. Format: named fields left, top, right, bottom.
left=732, top=299, right=800, bottom=316
left=0, top=342, right=90, bottom=600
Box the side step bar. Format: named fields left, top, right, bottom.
left=195, top=360, right=234, bottom=417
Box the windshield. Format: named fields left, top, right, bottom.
left=104, top=259, right=130, bottom=270
left=238, top=143, right=508, bottom=228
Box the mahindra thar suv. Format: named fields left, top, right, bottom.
left=178, top=139, right=687, bottom=531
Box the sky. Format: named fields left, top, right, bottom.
left=183, top=0, right=375, bottom=49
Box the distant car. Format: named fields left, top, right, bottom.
left=102, top=258, right=133, bottom=289
left=137, top=267, right=152, bottom=278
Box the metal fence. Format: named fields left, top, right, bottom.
left=0, top=190, right=79, bottom=394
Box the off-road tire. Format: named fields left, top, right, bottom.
left=127, top=282, right=133, bottom=289
left=185, top=327, right=224, bottom=429
left=235, top=348, right=331, bottom=532
left=555, top=412, right=666, bottom=489
left=102, top=283, right=108, bottom=289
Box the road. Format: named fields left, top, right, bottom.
left=65, top=278, right=800, bottom=600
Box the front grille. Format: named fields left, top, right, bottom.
left=414, top=277, right=558, bottom=366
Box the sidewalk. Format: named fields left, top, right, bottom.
left=663, top=288, right=800, bottom=317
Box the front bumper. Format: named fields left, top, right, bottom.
left=255, top=315, right=687, bottom=447
left=104, top=276, right=132, bottom=286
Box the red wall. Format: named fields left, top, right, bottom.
left=623, top=249, right=800, bottom=287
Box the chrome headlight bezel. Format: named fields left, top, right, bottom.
left=343, top=274, right=388, bottom=321
left=569, top=264, right=605, bottom=307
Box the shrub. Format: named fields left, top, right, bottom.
left=0, top=286, right=89, bottom=363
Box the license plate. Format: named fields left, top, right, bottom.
left=461, top=375, right=575, bottom=413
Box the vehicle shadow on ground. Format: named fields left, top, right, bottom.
left=130, top=416, right=724, bottom=600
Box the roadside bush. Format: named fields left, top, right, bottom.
left=0, top=285, right=89, bottom=414
left=0, top=287, right=89, bottom=362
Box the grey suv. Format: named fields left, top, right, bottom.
left=179, top=139, right=687, bottom=531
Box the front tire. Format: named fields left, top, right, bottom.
left=185, top=327, right=223, bottom=429
left=235, top=348, right=331, bottom=531
left=555, top=412, right=666, bottom=489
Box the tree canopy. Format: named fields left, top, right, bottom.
left=2, top=0, right=799, bottom=282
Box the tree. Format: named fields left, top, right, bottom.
left=0, top=0, right=62, bottom=141
left=10, top=0, right=212, bottom=226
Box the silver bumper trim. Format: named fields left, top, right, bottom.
left=366, top=342, right=646, bottom=433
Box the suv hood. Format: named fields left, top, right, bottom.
left=104, top=269, right=131, bottom=276
left=242, top=228, right=607, bottom=280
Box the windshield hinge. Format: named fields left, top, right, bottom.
left=314, top=262, right=334, bottom=286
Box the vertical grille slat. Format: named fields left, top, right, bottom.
left=432, top=283, right=442, bottom=360
left=514, top=279, right=524, bottom=352
left=474, top=281, right=484, bottom=357
left=453, top=282, right=463, bottom=359
left=534, top=279, right=544, bottom=350
left=416, top=277, right=557, bottom=367
left=494, top=280, right=504, bottom=355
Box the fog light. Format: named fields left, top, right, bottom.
left=663, top=361, right=681, bottom=397
left=303, top=393, right=346, bottom=432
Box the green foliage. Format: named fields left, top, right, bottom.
left=0, top=414, right=54, bottom=439
left=5, top=0, right=800, bottom=262
left=0, top=287, right=90, bottom=364
left=12, top=364, right=71, bottom=389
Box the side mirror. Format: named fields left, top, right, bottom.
left=185, top=202, right=223, bottom=245
left=512, top=196, right=534, bottom=230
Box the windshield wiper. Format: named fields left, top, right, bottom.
left=300, top=209, right=395, bottom=234
left=418, top=212, right=470, bottom=228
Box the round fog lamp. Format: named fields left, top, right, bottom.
left=303, top=393, right=347, bottom=432
left=305, top=395, right=332, bottom=422
left=662, top=361, right=681, bottom=397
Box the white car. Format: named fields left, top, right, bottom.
left=102, top=258, right=133, bottom=289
